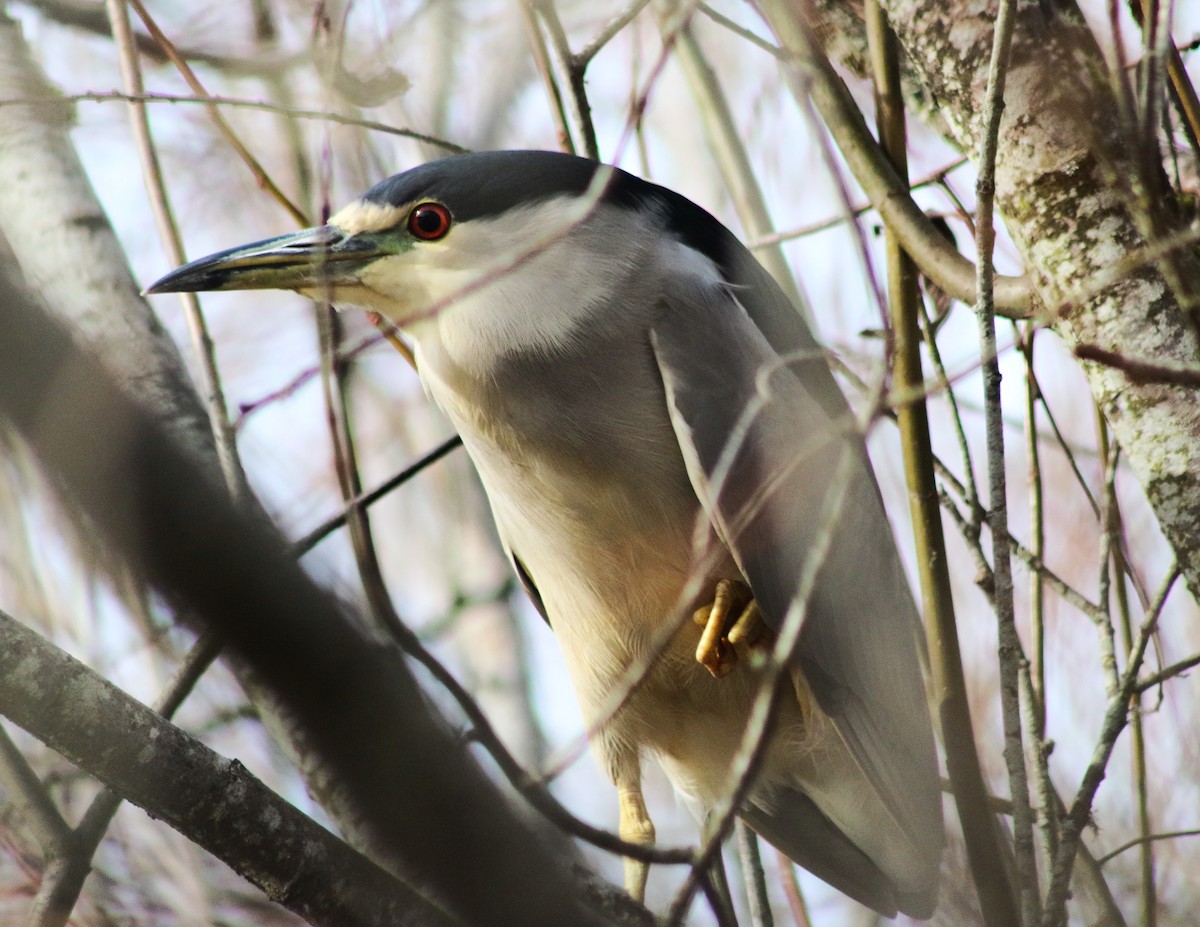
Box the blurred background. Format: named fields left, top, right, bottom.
left=1, top=1, right=1198, bottom=925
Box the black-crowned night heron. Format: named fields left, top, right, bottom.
left=149, top=149, right=943, bottom=918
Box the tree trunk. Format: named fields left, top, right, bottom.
left=870, top=0, right=1200, bottom=591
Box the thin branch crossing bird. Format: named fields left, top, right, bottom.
left=149, top=149, right=943, bottom=919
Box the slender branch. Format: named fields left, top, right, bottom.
left=1074, top=343, right=1200, bottom=387
left=532, top=0, right=600, bottom=160
left=669, top=14, right=810, bottom=320
left=1094, top=412, right=1156, bottom=923
left=755, top=1, right=1033, bottom=318
left=746, top=157, right=969, bottom=250
left=1097, top=828, right=1200, bottom=866
left=774, top=852, right=811, bottom=927
left=235, top=330, right=392, bottom=427
left=19, top=0, right=306, bottom=76
left=666, top=451, right=858, bottom=925
left=106, top=0, right=247, bottom=503
left=294, top=436, right=463, bottom=555
left=520, top=2, right=575, bottom=154
left=918, top=302, right=979, bottom=515
left=697, top=3, right=782, bottom=57
left=1095, top=444, right=1121, bottom=696
left=1017, top=326, right=1046, bottom=715
left=123, top=0, right=308, bottom=225
left=0, top=725, right=73, bottom=858
left=735, top=821, right=773, bottom=927
left=973, top=4, right=1037, bottom=922
left=1136, top=652, right=1200, bottom=693
left=695, top=864, right=738, bottom=927
left=1019, top=661, right=1059, bottom=881
left=316, top=303, right=397, bottom=633
left=865, top=5, right=1019, bottom=923
left=577, top=0, right=651, bottom=65
left=402, top=603, right=694, bottom=867
left=0, top=90, right=466, bottom=151
left=1041, top=566, right=1181, bottom=926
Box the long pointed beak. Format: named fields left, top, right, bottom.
left=145, top=226, right=385, bottom=295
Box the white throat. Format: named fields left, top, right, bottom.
left=399, top=198, right=661, bottom=375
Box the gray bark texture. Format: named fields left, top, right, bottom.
left=0, top=608, right=459, bottom=927
left=864, top=1, right=1200, bottom=591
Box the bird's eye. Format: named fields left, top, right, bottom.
left=407, top=202, right=452, bottom=241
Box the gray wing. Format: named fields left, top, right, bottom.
left=648, top=272, right=941, bottom=868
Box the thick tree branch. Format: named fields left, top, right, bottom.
left=871, top=0, right=1200, bottom=600
left=0, top=610, right=455, bottom=927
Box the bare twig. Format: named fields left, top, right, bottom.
left=1095, top=444, right=1122, bottom=696
left=124, top=0, right=308, bottom=225
left=294, top=436, right=463, bottom=555
left=747, top=157, right=969, bottom=250
left=774, top=852, right=811, bottom=927
left=1095, top=413, right=1157, bottom=925
left=19, top=0, right=305, bottom=76
left=668, top=14, right=810, bottom=320
left=1136, top=652, right=1200, bottom=693
left=735, top=821, right=773, bottom=927
left=1018, top=662, right=1059, bottom=878
left=106, top=0, right=247, bottom=502
left=696, top=863, right=738, bottom=927
left=1096, top=828, right=1200, bottom=866
left=1017, top=326, right=1046, bottom=714
left=0, top=724, right=72, bottom=859
left=697, top=3, right=781, bottom=58
left=520, top=2, right=574, bottom=154
left=577, top=0, right=651, bottom=65
left=973, top=4, right=1037, bottom=922
left=386, top=589, right=695, bottom=869
left=1041, top=566, right=1181, bottom=926
left=756, top=1, right=1032, bottom=318
left=531, top=0, right=600, bottom=160
left=1075, top=343, right=1200, bottom=387
left=666, top=451, right=858, bottom=925
left=865, top=4, right=1019, bottom=923
left=0, top=90, right=466, bottom=151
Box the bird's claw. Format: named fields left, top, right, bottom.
left=693, top=579, right=773, bottom=678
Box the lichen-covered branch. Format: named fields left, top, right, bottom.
left=872, top=0, right=1200, bottom=596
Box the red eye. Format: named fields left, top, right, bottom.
left=407, top=202, right=452, bottom=240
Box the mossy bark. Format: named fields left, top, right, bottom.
left=874, top=0, right=1200, bottom=590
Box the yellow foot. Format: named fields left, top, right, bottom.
left=618, top=786, right=655, bottom=902
left=693, top=579, right=773, bottom=678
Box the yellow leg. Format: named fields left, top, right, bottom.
left=693, top=578, right=738, bottom=677
left=694, top=579, right=768, bottom=677
left=726, top=599, right=763, bottom=647
left=617, top=781, right=655, bottom=902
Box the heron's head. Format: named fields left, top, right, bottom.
left=148, top=151, right=714, bottom=332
